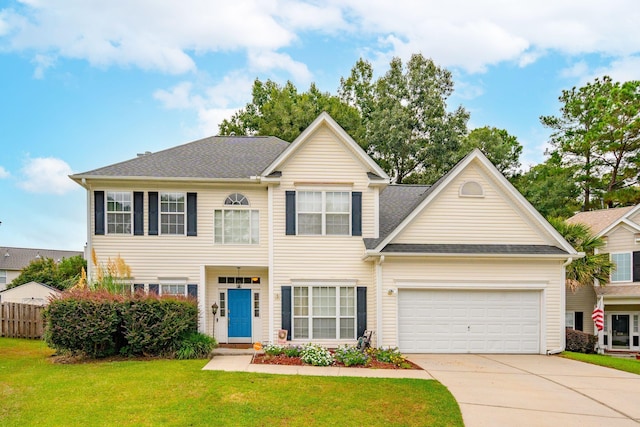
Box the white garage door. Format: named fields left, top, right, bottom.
left=398, top=289, right=540, bottom=353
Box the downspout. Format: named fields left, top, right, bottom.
left=82, top=178, right=92, bottom=281
left=376, top=255, right=385, bottom=347
left=268, top=184, right=274, bottom=343
left=548, top=257, right=573, bottom=355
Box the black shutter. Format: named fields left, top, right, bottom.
left=575, top=312, right=583, bottom=331
left=357, top=286, right=367, bottom=338
left=94, top=191, right=105, bottom=235
left=633, top=251, right=640, bottom=282
left=148, top=192, right=158, bottom=235
left=133, top=192, right=144, bottom=235
left=149, top=284, right=159, bottom=295
left=187, top=284, right=197, bottom=299
left=187, top=192, right=197, bottom=236
left=285, top=191, right=296, bottom=235
left=133, top=283, right=144, bottom=293
left=281, top=286, right=292, bottom=340
left=352, top=191, right=362, bottom=236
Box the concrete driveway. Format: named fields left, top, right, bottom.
left=409, top=354, right=640, bottom=427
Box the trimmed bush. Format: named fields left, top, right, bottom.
left=44, top=290, right=126, bottom=358
left=334, top=345, right=369, bottom=366
left=566, top=328, right=598, bottom=354
left=300, top=343, right=334, bottom=366
left=121, top=295, right=198, bottom=357
left=44, top=290, right=199, bottom=358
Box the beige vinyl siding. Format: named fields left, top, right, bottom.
left=270, top=124, right=377, bottom=345
left=89, top=182, right=269, bottom=284
left=565, top=284, right=597, bottom=334
left=393, top=164, right=548, bottom=245
left=379, top=257, right=564, bottom=353
left=0, top=282, right=61, bottom=305
left=604, top=225, right=639, bottom=254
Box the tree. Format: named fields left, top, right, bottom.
left=459, top=127, right=522, bottom=178
left=340, top=54, right=469, bottom=184
left=8, top=255, right=87, bottom=291
left=541, top=76, right=640, bottom=210
left=548, top=218, right=613, bottom=291
left=512, top=152, right=581, bottom=218
left=219, top=79, right=364, bottom=143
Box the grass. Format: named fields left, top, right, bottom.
left=0, top=338, right=463, bottom=426
left=561, top=351, right=640, bottom=375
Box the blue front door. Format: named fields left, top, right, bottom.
left=228, top=289, right=252, bottom=341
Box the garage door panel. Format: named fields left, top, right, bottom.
left=398, top=289, right=540, bottom=354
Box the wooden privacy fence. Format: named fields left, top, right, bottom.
left=0, top=302, right=45, bottom=339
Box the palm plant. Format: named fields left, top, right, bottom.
left=549, top=217, right=613, bottom=291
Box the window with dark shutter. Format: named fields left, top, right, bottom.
left=187, top=192, right=197, bottom=236
left=285, top=191, right=296, bottom=235
left=633, top=251, right=640, bottom=282
left=281, top=286, right=292, bottom=340
left=133, top=192, right=144, bottom=235
left=352, top=192, right=362, bottom=236
left=357, top=286, right=366, bottom=337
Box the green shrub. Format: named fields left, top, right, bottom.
left=300, top=343, right=334, bottom=366
left=43, top=290, right=126, bottom=358
left=566, top=328, right=597, bottom=354
left=334, top=345, right=369, bottom=366
left=176, top=332, right=217, bottom=359
left=372, top=347, right=406, bottom=366
left=283, top=345, right=302, bottom=357
left=44, top=290, right=199, bottom=359
left=264, top=344, right=285, bottom=356
left=120, top=295, right=198, bottom=357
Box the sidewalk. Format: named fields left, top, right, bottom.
left=202, top=350, right=433, bottom=380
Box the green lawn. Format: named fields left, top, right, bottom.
left=0, top=338, right=462, bottom=426
left=561, top=351, right=640, bottom=375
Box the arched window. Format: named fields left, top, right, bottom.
left=224, top=193, right=249, bottom=206
left=459, top=181, right=484, bottom=197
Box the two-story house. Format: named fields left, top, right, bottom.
left=70, top=113, right=578, bottom=354
left=567, top=206, right=640, bottom=352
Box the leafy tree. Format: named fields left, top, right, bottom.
left=8, top=255, right=86, bottom=291
left=219, top=79, right=364, bottom=143
left=512, top=152, right=581, bottom=218
left=548, top=218, right=613, bottom=291
left=541, top=76, right=640, bottom=210
left=459, top=127, right=522, bottom=178
left=340, top=54, right=469, bottom=184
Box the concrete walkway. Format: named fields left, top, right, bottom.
left=204, top=351, right=640, bottom=426
left=411, top=354, right=640, bottom=427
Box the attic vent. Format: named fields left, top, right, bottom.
left=459, top=181, right=484, bottom=197
left=4, top=251, right=9, bottom=257
left=137, top=151, right=152, bottom=157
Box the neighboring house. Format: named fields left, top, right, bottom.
left=0, top=246, right=84, bottom=291
left=567, top=206, right=640, bottom=352
left=0, top=281, right=61, bottom=305
left=70, top=113, right=578, bottom=354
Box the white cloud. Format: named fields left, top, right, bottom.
left=18, top=157, right=76, bottom=195
left=31, top=53, right=55, bottom=78
left=591, top=55, right=640, bottom=83
left=0, top=166, right=10, bottom=178
left=247, top=50, right=312, bottom=84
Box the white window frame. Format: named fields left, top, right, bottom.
left=611, top=252, right=632, bottom=283
left=106, top=191, right=132, bottom=234
left=565, top=311, right=575, bottom=330
left=214, top=209, right=259, bottom=244
left=292, top=284, right=356, bottom=340
left=297, top=190, right=351, bottom=236
left=160, top=281, right=188, bottom=296
left=160, top=192, right=186, bottom=236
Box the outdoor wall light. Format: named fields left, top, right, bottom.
left=211, top=302, right=218, bottom=316
left=387, top=289, right=396, bottom=296
left=211, top=302, right=219, bottom=337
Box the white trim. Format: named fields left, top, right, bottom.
left=370, top=149, right=578, bottom=255
left=159, top=191, right=187, bottom=236
left=610, top=252, right=632, bottom=283
left=262, top=112, right=389, bottom=181
left=394, top=280, right=548, bottom=290
left=364, top=251, right=575, bottom=260
left=199, top=265, right=206, bottom=335
left=105, top=190, right=133, bottom=235
left=597, top=217, right=640, bottom=238
left=268, top=184, right=274, bottom=343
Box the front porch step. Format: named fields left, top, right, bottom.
left=218, top=343, right=253, bottom=349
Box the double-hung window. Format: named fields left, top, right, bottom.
left=160, top=192, right=185, bottom=235
left=106, top=192, right=132, bottom=234
left=293, top=285, right=355, bottom=340
left=160, top=283, right=187, bottom=296
left=297, top=191, right=350, bottom=235
left=611, top=252, right=631, bottom=282
left=214, top=193, right=259, bottom=244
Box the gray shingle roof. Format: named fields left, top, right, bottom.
left=379, top=244, right=569, bottom=255
left=0, top=247, right=84, bottom=271
left=72, top=136, right=290, bottom=180
left=364, top=185, right=432, bottom=249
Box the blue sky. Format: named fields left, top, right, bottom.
left=1, top=0, right=639, bottom=251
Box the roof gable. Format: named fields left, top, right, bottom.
left=0, top=247, right=84, bottom=271
left=262, top=112, right=389, bottom=181
left=567, top=205, right=640, bottom=237
left=368, top=149, right=577, bottom=255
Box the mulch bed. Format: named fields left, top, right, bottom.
left=251, top=353, right=422, bottom=370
